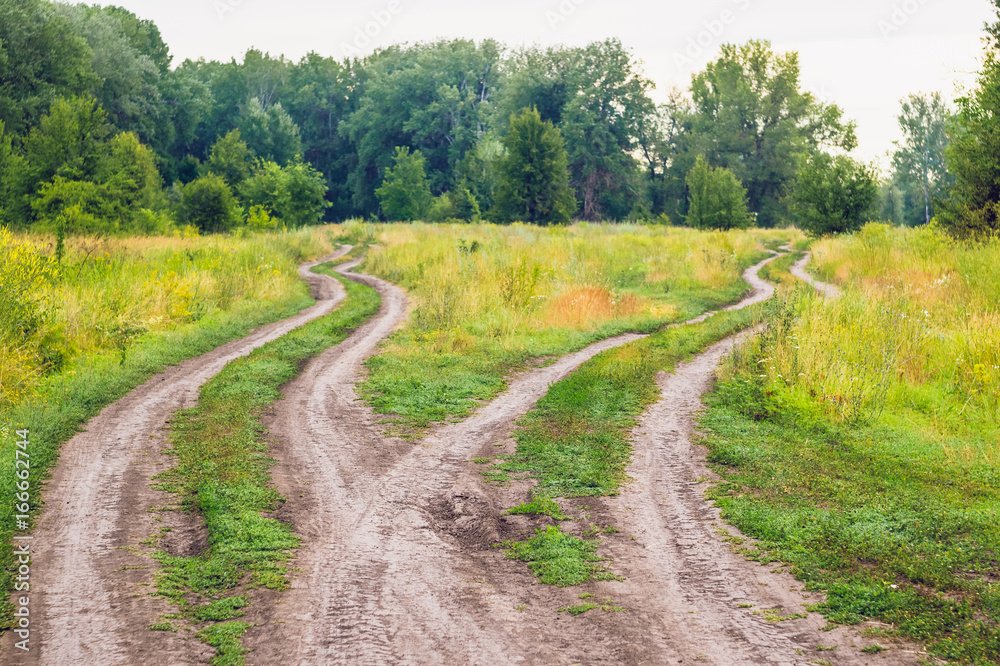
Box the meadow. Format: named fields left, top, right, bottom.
left=348, top=221, right=798, bottom=436
left=704, top=223, right=1000, bottom=662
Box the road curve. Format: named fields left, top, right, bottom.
left=611, top=253, right=916, bottom=665
left=2, top=246, right=352, bottom=665
left=790, top=252, right=842, bottom=298
left=244, top=251, right=789, bottom=665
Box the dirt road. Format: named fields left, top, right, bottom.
left=1, top=247, right=352, bottom=665
left=790, top=252, right=842, bottom=298
left=244, top=252, right=805, bottom=665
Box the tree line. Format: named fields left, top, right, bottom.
left=2, top=0, right=1000, bottom=236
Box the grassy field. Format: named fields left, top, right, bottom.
left=0, top=226, right=342, bottom=628
left=702, top=223, right=1000, bottom=663
left=350, top=221, right=799, bottom=436
left=152, top=259, right=380, bottom=664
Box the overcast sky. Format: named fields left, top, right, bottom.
left=105, top=0, right=995, bottom=166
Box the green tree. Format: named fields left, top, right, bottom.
left=182, top=175, right=241, bottom=233
left=283, top=53, right=359, bottom=219
left=375, top=147, right=433, bottom=221
left=0, top=0, right=97, bottom=135
left=939, top=15, right=1000, bottom=238
left=680, top=41, right=856, bottom=227
left=102, top=132, right=163, bottom=212
left=492, top=108, right=577, bottom=225
left=238, top=98, right=302, bottom=166
left=790, top=153, right=878, bottom=236
left=495, top=40, right=657, bottom=220
left=55, top=4, right=167, bottom=148
left=685, top=156, right=752, bottom=230
left=31, top=177, right=125, bottom=234
left=888, top=93, right=952, bottom=226
left=206, top=130, right=253, bottom=188
left=272, top=157, right=330, bottom=226
left=342, top=40, right=502, bottom=213
left=22, top=96, right=111, bottom=187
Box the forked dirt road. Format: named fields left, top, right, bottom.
left=245, top=251, right=902, bottom=665
left=1, top=247, right=353, bottom=665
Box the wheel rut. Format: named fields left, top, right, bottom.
left=1, top=247, right=352, bottom=665
left=247, top=253, right=788, bottom=665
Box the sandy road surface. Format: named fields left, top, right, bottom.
left=790, top=252, right=842, bottom=298
left=245, top=253, right=797, bottom=665
left=1, top=247, right=352, bottom=665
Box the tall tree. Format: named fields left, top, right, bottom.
left=790, top=153, right=878, bottom=236
left=342, top=40, right=502, bottom=214
left=492, top=108, right=577, bottom=225
left=890, top=93, right=952, bottom=226
left=685, top=156, right=752, bottom=230
left=495, top=40, right=657, bottom=220
left=0, top=0, right=96, bottom=135
left=939, top=8, right=1000, bottom=238
left=205, top=130, right=253, bottom=188
left=375, top=147, right=433, bottom=221
left=283, top=53, right=361, bottom=219
left=238, top=98, right=302, bottom=165
left=681, top=41, right=856, bottom=227
left=55, top=4, right=168, bottom=150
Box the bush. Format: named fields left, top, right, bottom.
left=182, top=175, right=242, bottom=234
left=685, top=156, right=752, bottom=230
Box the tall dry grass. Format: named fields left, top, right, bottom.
left=725, top=222, right=1000, bottom=460
left=361, top=221, right=798, bottom=340
left=0, top=226, right=339, bottom=409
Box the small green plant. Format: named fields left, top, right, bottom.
left=860, top=645, right=887, bottom=654
left=557, top=602, right=599, bottom=616
left=503, top=526, right=621, bottom=587
left=506, top=496, right=569, bottom=520
left=149, top=621, right=177, bottom=632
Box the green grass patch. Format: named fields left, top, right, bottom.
left=151, top=264, right=380, bottom=662
left=496, top=303, right=766, bottom=501
left=195, top=621, right=253, bottom=666
left=702, top=362, right=1000, bottom=662
left=503, top=525, right=622, bottom=587
left=557, top=602, right=599, bottom=615
left=506, top=496, right=569, bottom=521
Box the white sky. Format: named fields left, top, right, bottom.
left=107, top=0, right=995, bottom=165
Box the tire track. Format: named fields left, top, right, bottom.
left=607, top=254, right=917, bottom=665
left=790, top=251, right=842, bottom=298
left=1, top=247, right=352, bottom=665
left=246, top=253, right=785, bottom=665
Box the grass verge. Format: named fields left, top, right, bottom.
left=149, top=264, right=380, bottom=664
left=496, top=300, right=772, bottom=585
left=701, top=378, right=1000, bottom=664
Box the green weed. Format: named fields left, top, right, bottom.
left=503, top=526, right=622, bottom=587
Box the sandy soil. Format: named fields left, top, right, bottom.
left=1, top=247, right=352, bottom=665
left=790, top=252, right=842, bottom=298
